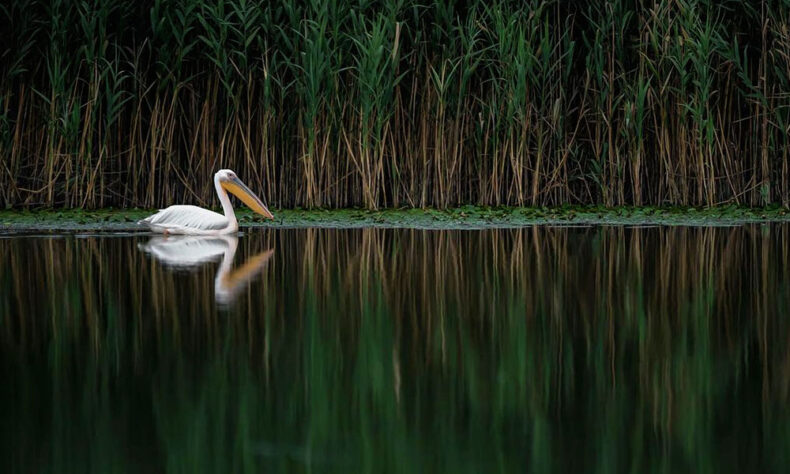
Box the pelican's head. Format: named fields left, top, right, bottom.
left=216, top=169, right=274, bottom=219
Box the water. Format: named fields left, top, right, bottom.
left=2, top=225, right=790, bottom=472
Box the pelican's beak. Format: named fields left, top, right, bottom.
left=222, top=177, right=274, bottom=219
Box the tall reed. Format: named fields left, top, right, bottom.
left=1, top=0, right=790, bottom=209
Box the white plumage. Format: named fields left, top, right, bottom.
left=140, top=205, right=230, bottom=235
left=139, top=169, right=274, bottom=235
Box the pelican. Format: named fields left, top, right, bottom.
left=139, top=169, right=274, bottom=235
left=139, top=235, right=274, bottom=304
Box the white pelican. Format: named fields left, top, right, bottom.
left=139, top=235, right=274, bottom=304
left=139, top=169, right=274, bottom=235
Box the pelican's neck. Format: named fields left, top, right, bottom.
left=214, top=175, right=238, bottom=231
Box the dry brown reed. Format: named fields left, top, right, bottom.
left=2, top=1, right=790, bottom=209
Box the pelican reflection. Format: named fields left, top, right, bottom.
left=139, top=235, right=273, bottom=305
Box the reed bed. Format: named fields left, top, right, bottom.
left=2, top=0, right=790, bottom=209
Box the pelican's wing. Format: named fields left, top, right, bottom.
left=139, top=205, right=228, bottom=233
left=139, top=236, right=229, bottom=268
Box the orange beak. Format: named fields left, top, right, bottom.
left=221, top=177, right=274, bottom=219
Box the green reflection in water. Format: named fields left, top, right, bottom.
left=1, top=226, right=790, bottom=472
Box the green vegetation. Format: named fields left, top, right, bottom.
left=2, top=1, right=790, bottom=210
left=2, top=205, right=790, bottom=231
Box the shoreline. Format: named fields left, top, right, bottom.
left=2, top=206, right=790, bottom=232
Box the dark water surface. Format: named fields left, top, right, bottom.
left=2, top=226, right=790, bottom=472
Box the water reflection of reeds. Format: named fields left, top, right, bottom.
left=1, top=226, right=789, bottom=472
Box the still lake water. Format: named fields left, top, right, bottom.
left=1, top=225, right=790, bottom=472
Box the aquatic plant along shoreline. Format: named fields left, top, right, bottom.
left=2, top=1, right=790, bottom=210
left=2, top=206, right=790, bottom=232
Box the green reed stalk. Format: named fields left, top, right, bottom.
left=2, top=0, right=790, bottom=209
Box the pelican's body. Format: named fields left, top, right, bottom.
left=139, top=235, right=274, bottom=304
left=140, top=170, right=273, bottom=235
